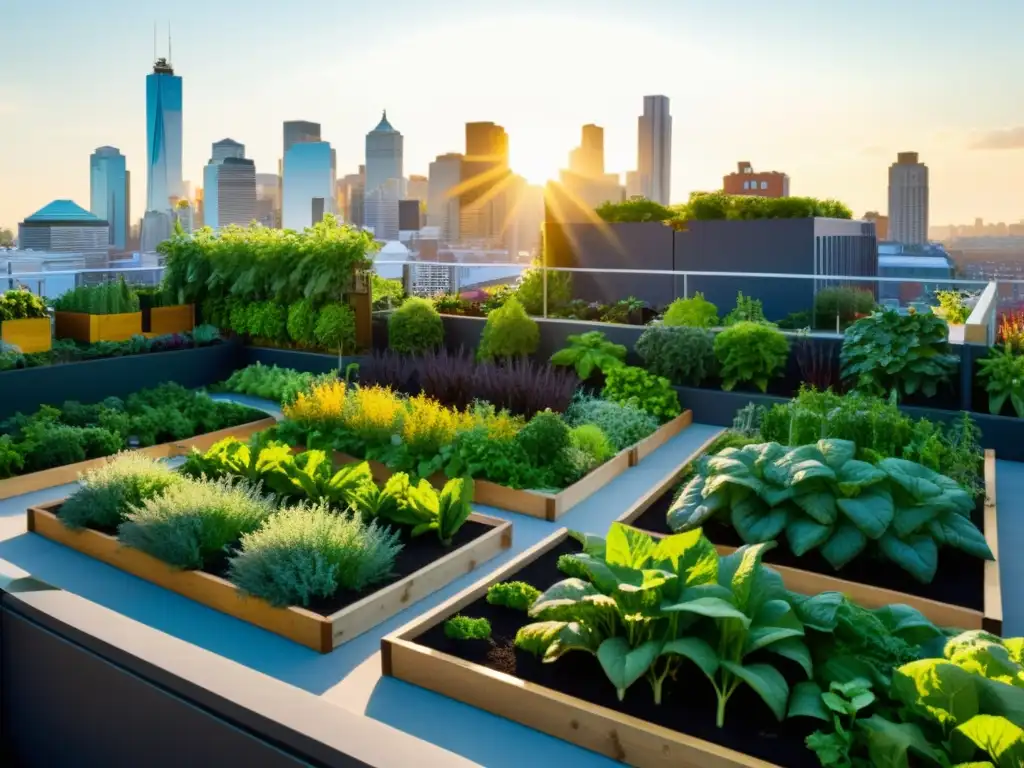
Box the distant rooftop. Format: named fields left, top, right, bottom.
left=372, top=110, right=396, bottom=133
left=23, top=200, right=103, bottom=224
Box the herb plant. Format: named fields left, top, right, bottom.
left=388, top=297, right=444, bottom=354
left=58, top=453, right=183, bottom=530
left=218, top=363, right=331, bottom=405
left=601, top=365, right=680, bottom=422
left=382, top=476, right=474, bottom=546
left=486, top=581, right=541, bottom=611
left=514, top=261, right=572, bottom=316
left=713, top=321, right=789, bottom=392
left=0, top=289, right=48, bottom=321
left=549, top=331, right=626, bottom=379
left=723, top=291, right=767, bottom=325
left=934, top=289, right=970, bottom=324
left=286, top=299, right=318, bottom=346
left=564, top=393, right=659, bottom=452
left=52, top=276, right=140, bottom=315
left=636, top=324, right=716, bottom=386
left=798, top=678, right=877, bottom=767
left=840, top=309, right=959, bottom=399
left=444, top=615, right=492, bottom=640
left=661, top=292, right=719, bottom=328
left=978, top=343, right=1024, bottom=417
left=477, top=297, right=539, bottom=360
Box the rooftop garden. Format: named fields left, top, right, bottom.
left=596, top=191, right=854, bottom=227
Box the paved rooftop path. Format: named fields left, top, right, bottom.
left=996, top=458, right=1024, bottom=637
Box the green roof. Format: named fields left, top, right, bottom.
left=24, top=200, right=102, bottom=223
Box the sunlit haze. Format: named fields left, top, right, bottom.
left=2, top=0, right=1023, bottom=229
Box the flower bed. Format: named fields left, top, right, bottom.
left=28, top=447, right=511, bottom=652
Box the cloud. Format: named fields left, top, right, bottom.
left=971, top=127, right=1024, bottom=150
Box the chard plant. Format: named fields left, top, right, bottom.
left=514, top=524, right=811, bottom=727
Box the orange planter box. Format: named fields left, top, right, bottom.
left=1, top=317, right=52, bottom=354
left=54, top=311, right=143, bottom=343
left=150, top=304, right=195, bottom=335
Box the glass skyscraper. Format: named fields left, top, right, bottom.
left=365, top=112, right=404, bottom=242
left=146, top=57, right=183, bottom=214
left=282, top=141, right=335, bottom=231
left=89, top=146, right=128, bottom=250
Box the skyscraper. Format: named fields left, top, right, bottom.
left=145, top=56, right=183, bottom=214
left=280, top=121, right=322, bottom=221
left=364, top=111, right=404, bottom=242
left=637, top=95, right=671, bottom=205
left=282, top=141, right=334, bottom=230
left=427, top=153, right=463, bottom=243
left=338, top=166, right=365, bottom=228
left=459, top=122, right=510, bottom=245
left=212, top=138, right=245, bottom=163
left=569, top=124, right=604, bottom=178
left=89, top=146, right=129, bottom=250
left=554, top=124, right=624, bottom=218
left=888, top=152, right=929, bottom=245
left=406, top=175, right=428, bottom=202
left=203, top=139, right=256, bottom=230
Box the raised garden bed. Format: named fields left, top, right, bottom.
left=0, top=417, right=276, bottom=501
left=617, top=444, right=1003, bottom=635
left=382, top=528, right=813, bottom=768
left=55, top=311, right=143, bottom=343
left=147, top=305, right=195, bottom=335
left=28, top=499, right=511, bottom=653
left=1, top=317, right=51, bottom=354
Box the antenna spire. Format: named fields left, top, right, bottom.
left=168, top=22, right=172, bottom=64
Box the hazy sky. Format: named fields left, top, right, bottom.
left=2, top=0, right=1023, bottom=230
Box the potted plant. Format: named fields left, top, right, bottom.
left=52, top=276, right=143, bottom=342
left=0, top=289, right=51, bottom=353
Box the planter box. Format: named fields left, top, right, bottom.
left=1, top=317, right=51, bottom=354
left=631, top=411, right=693, bottom=465
left=148, top=305, right=195, bottom=335
left=241, top=346, right=364, bottom=375
left=54, top=311, right=143, bottom=343
left=0, top=417, right=276, bottom=501
left=673, top=385, right=788, bottom=428
left=382, top=528, right=782, bottom=768
left=29, top=501, right=512, bottom=653
left=617, top=444, right=1003, bottom=635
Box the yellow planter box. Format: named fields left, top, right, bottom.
left=150, top=304, right=195, bottom=335
left=1, top=317, right=52, bottom=354
left=54, top=311, right=143, bottom=343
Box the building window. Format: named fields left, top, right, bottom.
left=743, top=181, right=750, bottom=190
left=760, top=181, right=768, bottom=190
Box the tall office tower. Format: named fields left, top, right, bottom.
left=887, top=152, right=929, bottom=245
left=555, top=124, right=624, bottom=218
left=459, top=122, right=510, bottom=245
left=203, top=143, right=257, bottom=230
left=282, top=141, right=334, bottom=230
left=427, top=153, right=463, bottom=244
left=145, top=56, right=183, bottom=214
left=255, top=173, right=280, bottom=228
left=89, top=146, right=129, bottom=250
left=338, top=166, right=365, bottom=227
left=364, top=111, right=404, bottom=241
left=569, top=124, right=604, bottom=178
left=279, top=121, right=322, bottom=220
left=211, top=138, right=245, bottom=163
left=406, top=174, right=428, bottom=202
left=637, top=95, right=671, bottom=205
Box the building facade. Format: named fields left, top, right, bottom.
left=722, top=161, right=789, bottom=198
left=145, top=57, right=183, bottom=214
left=637, top=95, right=671, bottom=205
left=338, top=166, right=365, bottom=228
left=203, top=155, right=256, bottom=230
left=863, top=211, right=890, bottom=240
left=888, top=151, right=929, bottom=245
left=212, top=139, right=245, bottom=163
left=89, top=146, right=129, bottom=250
left=19, top=200, right=110, bottom=253
left=364, top=112, right=404, bottom=242
left=255, top=173, right=280, bottom=228
left=406, top=175, right=428, bottom=202
left=459, top=122, right=510, bottom=246
left=427, top=153, right=462, bottom=243
left=554, top=123, right=624, bottom=219
left=282, top=141, right=334, bottom=230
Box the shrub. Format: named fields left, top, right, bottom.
left=564, top=393, right=658, bottom=451
left=117, top=478, right=276, bottom=570
left=662, top=293, right=718, bottom=328
left=314, top=302, right=357, bottom=353
left=840, top=309, right=959, bottom=398
left=601, top=365, right=680, bottom=422
left=371, top=274, right=405, bottom=310
left=713, top=321, right=789, bottom=392
left=515, top=263, right=572, bottom=315
left=668, top=192, right=852, bottom=224
left=0, top=289, right=47, bottom=321
left=570, top=424, right=615, bottom=463
left=814, top=286, right=876, bottom=330
left=229, top=303, right=251, bottom=335
left=549, top=331, right=626, bottom=379
left=933, top=290, right=970, bottom=324
left=0, top=435, right=24, bottom=479
left=636, top=325, right=715, bottom=386
left=486, top=581, right=541, bottom=611
left=723, top=292, right=767, bottom=325
left=515, top=410, right=571, bottom=467
left=227, top=501, right=402, bottom=608
left=59, top=453, right=183, bottom=530
left=286, top=299, right=318, bottom=346
left=595, top=198, right=675, bottom=223
left=477, top=297, right=539, bottom=360
left=246, top=301, right=288, bottom=341
left=388, top=297, right=443, bottom=354
left=443, top=615, right=492, bottom=640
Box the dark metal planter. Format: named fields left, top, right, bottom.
left=241, top=346, right=365, bottom=375
left=672, top=385, right=789, bottom=427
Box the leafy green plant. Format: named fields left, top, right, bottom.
left=668, top=439, right=992, bottom=583
left=52, top=276, right=140, bottom=315
left=246, top=301, right=288, bottom=341
left=569, top=424, right=615, bottom=463
left=934, top=290, right=971, bottom=324
left=668, top=192, right=852, bottom=225
left=549, top=331, right=626, bottom=379
left=379, top=476, right=474, bottom=546
left=564, top=393, right=658, bottom=452
left=444, top=615, right=492, bottom=640
left=286, top=299, right=318, bottom=346
left=486, top=581, right=541, bottom=612
left=0, top=435, right=24, bottom=479
left=191, top=324, right=221, bottom=345
left=117, top=478, right=276, bottom=569
left=601, top=365, right=680, bottom=422
left=840, top=309, right=960, bottom=399
left=515, top=261, right=572, bottom=316
left=636, top=324, right=715, bottom=386
left=797, top=678, right=877, bottom=767
left=218, top=363, right=330, bottom=405
left=814, top=287, right=876, bottom=331
left=314, top=302, right=357, bottom=355
left=477, top=297, right=539, bottom=361
left=713, top=321, right=789, bottom=392
left=600, top=296, right=647, bottom=324
left=978, top=343, right=1024, bottom=417
left=661, top=293, right=719, bottom=328
left=388, top=297, right=443, bottom=354
left=371, top=274, right=405, bottom=310
left=724, top=292, right=767, bottom=326
left=595, top=198, right=676, bottom=223
left=58, top=453, right=183, bottom=530
left=0, top=289, right=48, bottom=320
left=227, top=501, right=402, bottom=608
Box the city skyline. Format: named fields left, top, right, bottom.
left=1, top=0, right=1023, bottom=231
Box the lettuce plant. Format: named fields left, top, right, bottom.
left=382, top=476, right=474, bottom=546
left=444, top=615, right=492, bottom=640
left=514, top=524, right=810, bottom=727
left=487, top=581, right=541, bottom=612
left=668, top=439, right=992, bottom=583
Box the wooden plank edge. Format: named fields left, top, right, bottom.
left=983, top=449, right=1003, bottom=634
left=550, top=447, right=634, bottom=521
left=631, top=410, right=695, bottom=466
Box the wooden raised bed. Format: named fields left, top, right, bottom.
left=149, top=304, right=195, bottom=335
left=55, top=311, right=143, bottom=343
left=0, top=417, right=277, bottom=501
left=29, top=500, right=512, bottom=653
left=1, top=317, right=52, bottom=354
left=616, top=444, right=1003, bottom=635
left=382, top=529, right=780, bottom=768
left=630, top=410, right=694, bottom=465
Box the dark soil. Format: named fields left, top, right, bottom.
left=416, top=539, right=820, bottom=768
left=631, top=485, right=985, bottom=611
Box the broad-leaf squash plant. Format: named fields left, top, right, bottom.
left=549, top=331, right=627, bottom=380
left=667, top=439, right=992, bottom=583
